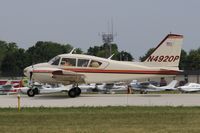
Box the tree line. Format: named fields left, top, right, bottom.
left=0, top=40, right=199, bottom=77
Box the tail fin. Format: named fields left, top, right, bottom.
left=165, top=80, right=178, bottom=88
left=144, top=34, right=183, bottom=69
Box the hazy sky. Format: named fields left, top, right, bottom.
left=0, top=0, right=200, bottom=60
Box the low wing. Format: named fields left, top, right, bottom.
left=52, top=70, right=86, bottom=85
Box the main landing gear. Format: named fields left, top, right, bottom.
left=26, top=83, right=82, bottom=98
left=27, top=87, right=39, bottom=97
left=68, top=86, right=81, bottom=98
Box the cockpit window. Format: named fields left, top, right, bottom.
left=77, top=59, right=89, bottom=67
left=89, top=60, right=102, bottom=68
left=48, top=56, right=60, bottom=65
left=61, top=58, right=76, bottom=66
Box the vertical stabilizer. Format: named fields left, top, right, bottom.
left=165, top=80, right=178, bottom=89
left=144, top=34, right=183, bottom=69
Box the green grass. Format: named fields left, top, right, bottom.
left=0, top=106, right=200, bottom=133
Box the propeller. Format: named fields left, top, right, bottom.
left=29, top=72, right=33, bottom=84
left=29, top=65, right=34, bottom=86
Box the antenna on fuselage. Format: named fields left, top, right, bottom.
left=69, top=48, right=76, bottom=54
left=108, top=54, right=115, bottom=60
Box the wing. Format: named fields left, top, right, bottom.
left=52, top=70, right=86, bottom=84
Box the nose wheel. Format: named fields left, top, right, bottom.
left=27, top=88, right=35, bottom=97
left=68, top=87, right=81, bottom=98
left=27, top=87, right=39, bottom=97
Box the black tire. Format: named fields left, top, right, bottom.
left=27, top=89, right=35, bottom=97
left=33, top=87, right=39, bottom=94
left=68, top=89, right=76, bottom=98
left=75, top=87, right=81, bottom=96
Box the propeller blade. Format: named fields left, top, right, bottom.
left=29, top=71, right=33, bottom=85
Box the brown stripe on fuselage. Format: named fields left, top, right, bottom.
left=32, top=68, right=180, bottom=75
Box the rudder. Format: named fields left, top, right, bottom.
left=144, top=34, right=183, bottom=69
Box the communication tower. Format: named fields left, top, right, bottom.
left=101, top=20, right=116, bottom=56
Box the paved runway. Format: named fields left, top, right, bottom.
left=1, top=93, right=200, bottom=107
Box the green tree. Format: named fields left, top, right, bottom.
left=179, top=49, right=188, bottom=70
left=86, top=43, right=133, bottom=61
left=114, top=51, right=133, bottom=61
left=0, top=41, right=8, bottom=67
left=87, top=43, right=118, bottom=58
left=73, top=48, right=83, bottom=54
left=1, top=48, right=27, bottom=76
left=26, top=41, right=74, bottom=65
left=186, top=48, right=200, bottom=70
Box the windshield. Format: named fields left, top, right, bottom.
left=48, top=56, right=60, bottom=65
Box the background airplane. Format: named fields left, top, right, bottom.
left=177, top=83, right=200, bottom=92
left=23, top=34, right=183, bottom=97
left=131, top=80, right=178, bottom=94
left=0, top=80, right=29, bottom=95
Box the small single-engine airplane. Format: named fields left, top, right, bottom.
left=0, top=80, right=29, bottom=95
left=24, top=34, right=183, bottom=97
left=0, top=81, right=18, bottom=94
left=131, top=80, right=178, bottom=93
left=177, top=83, right=200, bottom=92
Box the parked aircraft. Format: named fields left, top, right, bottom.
left=23, top=34, right=183, bottom=97
left=177, top=83, right=200, bottom=92
left=102, top=82, right=128, bottom=93
left=0, top=83, right=17, bottom=95
left=131, top=80, right=178, bottom=93
left=0, top=81, right=29, bottom=95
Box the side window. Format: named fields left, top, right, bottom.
left=61, top=58, right=76, bottom=66
left=78, top=59, right=89, bottom=67
left=51, top=57, right=60, bottom=65
left=89, top=60, right=102, bottom=68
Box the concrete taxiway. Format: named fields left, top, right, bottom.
left=1, top=94, right=200, bottom=107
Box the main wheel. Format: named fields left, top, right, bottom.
left=27, top=89, right=35, bottom=97
left=75, top=87, right=81, bottom=96
left=68, top=88, right=76, bottom=98
left=33, top=87, right=39, bottom=94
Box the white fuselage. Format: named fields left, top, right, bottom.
left=178, top=83, right=200, bottom=92
left=24, top=34, right=183, bottom=85
left=24, top=54, right=179, bottom=85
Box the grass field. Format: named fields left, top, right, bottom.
left=0, top=106, right=200, bottom=133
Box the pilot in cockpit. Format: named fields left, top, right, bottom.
left=61, top=59, right=71, bottom=66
